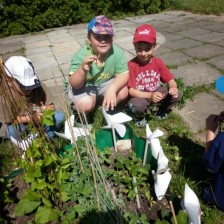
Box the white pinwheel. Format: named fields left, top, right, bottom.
left=101, top=107, right=132, bottom=151
left=54, top=115, right=89, bottom=143
left=143, top=124, right=164, bottom=165
left=182, top=183, right=201, bottom=224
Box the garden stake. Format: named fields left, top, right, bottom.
left=111, top=124, right=117, bottom=152
left=169, top=200, right=177, bottom=224
left=51, top=71, right=84, bottom=171
left=133, top=176, right=141, bottom=209
left=143, top=139, right=149, bottom=166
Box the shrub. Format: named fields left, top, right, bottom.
left=0, top=0, right=172, bottom=38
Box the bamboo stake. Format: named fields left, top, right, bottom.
left=51, top=71, right=84, bottom=172
left=133, top=177, right=140, bottom=209
left=169, top=200, right=177, bottom=224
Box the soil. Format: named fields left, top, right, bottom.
left=108, top=148, right=172, bottom=222
left=3, top=174, right=35, bottom=224
left=2, top=148, right=172, bottom=223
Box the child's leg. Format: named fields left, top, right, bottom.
left=6, top=123, right=27, bottom=140
left=98, top=79, right=128, bottom=109
left=158, top=88, right=183, bottom=110
left=128, top=97, right=149, bottom=115
left=44, top=110, right=65, bottom=139
left=116, top=86, right=129, bottom=103
left=67, top=84, right=97, bottom=112
left=53, top=111, right=65, bottom=130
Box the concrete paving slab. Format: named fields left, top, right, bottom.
left=25, top=46, right=52, bottom=56
left=37, top=66, right=63, bottom=80
left=164, top=38, right=202, bottom=50
left=194, top=32, right=224, bottom=43
left=111, top=19, right=135, bottom=28
left=154, top=21, right=190, bottom=33
left=185, top=20, right=215, bottom=28
left=43, top=77, right=65, bottom=87
left=171, top=62, right=221, bottom=86
left=160, top=52, right=192, bottom=66
left=176, top=27, right=212, bottom=39
left=184, top=43, right=224, bottom=59
left=174, top=92, right=224, bottom=142
left=157, top=32, right=184, bottom=42
left=154, top=46, right=173, bottom=56
left=205, top=22, right=224, bottom=32
left=0, top=41, right=24, bottom=55
left=25, top=40, right=50, bottom=48
left=24, top=34, right=48, bottom=44
left=207, top=55, right=224, bottom=71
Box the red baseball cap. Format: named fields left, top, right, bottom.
left=133, top=24, right=156, bottom=44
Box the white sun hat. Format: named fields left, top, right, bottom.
left=4, top=56, right=40, bottom=90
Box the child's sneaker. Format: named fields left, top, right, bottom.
left=155, top=109, right=171, bottom=119
left=135, top=117, right=147, bottom=128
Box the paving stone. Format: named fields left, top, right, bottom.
left=176, top=27, right=212, bottom=39
left=160, top=52, right=192, bottom=66
left=25, top=46, right=52, bottom=56
left=164, top=38, right=202, bottom=50
left=174, top=92, right=224, bottom=141
left=171, top=62, right=221, bottom=86
left=184, top=43, right=224, bottom=59
left=24, top=34, right=48, bottom=44
left=207, top=55, right=224, bottom=71
left=0, top=41, right=24, bottom=55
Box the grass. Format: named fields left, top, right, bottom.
left=171, top=0, right=224, bottom=15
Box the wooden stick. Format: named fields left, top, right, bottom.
left=169, top=200, right=177, bottom=224
left=133, top=177, right=140, bottom=209
left=111, top=124, right=117, bottom=152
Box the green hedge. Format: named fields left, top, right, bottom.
left=0, top=0, right=171, bottom=38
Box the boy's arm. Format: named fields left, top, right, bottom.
left=205, top=114, right=219, bottom=151
left=69, top=55, right=97, bottom=89
left=168, top=79, right=178, bottom=98
left=129, top=87, right=153, bottom=99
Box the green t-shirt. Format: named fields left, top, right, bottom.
left=69, top=43, right=128, bottom=86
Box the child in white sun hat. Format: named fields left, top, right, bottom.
left=0, top=56, right=64, bottom=140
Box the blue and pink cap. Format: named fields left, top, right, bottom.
left=88, top=15, right=114, bottom=35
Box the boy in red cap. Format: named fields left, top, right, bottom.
left=68, top=15, right=129, bottom=114
left=128, top=24, right=182, bottom=124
